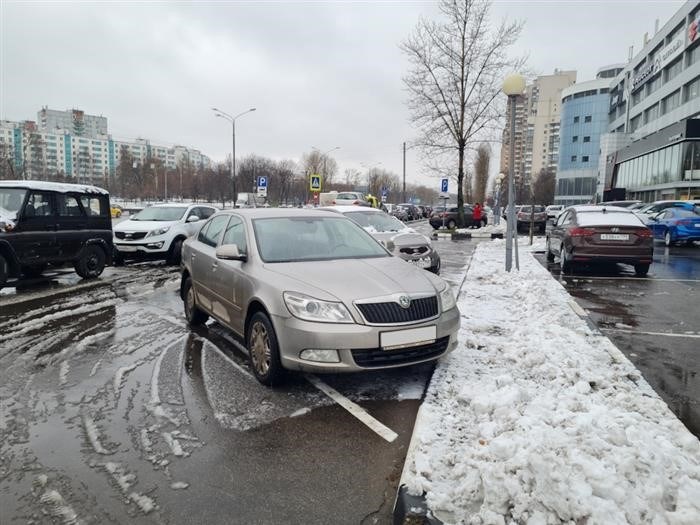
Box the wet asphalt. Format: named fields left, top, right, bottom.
left=533, top=236, right=700, bottom=438
left=0, top=221, right=476, bottom=524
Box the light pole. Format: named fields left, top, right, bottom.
left=502, top=74, right=525, bottom=272
left=312, top=146, right=340, bottom=187
left=212, top=107, right=256, bottom=208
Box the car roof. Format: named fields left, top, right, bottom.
left=569, top=205, right=633, bottom=213
left=0, top=180, right=108, bottom=195
left=148, top=202, right=195, bottom=208
left=221, top=208, right=344, bottom=219
left=320, top=205, right=382, bottom=214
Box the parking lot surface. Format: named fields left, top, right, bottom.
left=533, top=241, right=700, bottom=437
left=0, top=221, right=474, bottom=524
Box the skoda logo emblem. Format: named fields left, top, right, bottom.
left=398, top=295, right=411, bottom=309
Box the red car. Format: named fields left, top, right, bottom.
left=546, top=205, right=653, bottom=276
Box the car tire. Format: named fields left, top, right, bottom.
left=74, top=245, right=106, bottom=279
left=664, top=230, right=673, bottom=247
left=167, top=239, right=183, bottom=266
left=634, top=263, right=650, bottom=277
left=447, top=219, right=456, bottom=229
left=560, top=248, right=572, bottom=274
left=22, top=264, right=47, bottom=278
left=247, top=311, right=284, bottom=386
left=183, top=276, right=208, bottom=326
left=546, top=239, right=555, bottom=262
left=0, top=253, right=8, bottom=289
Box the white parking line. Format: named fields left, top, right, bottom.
left=305, top=374, right=399, bottom=443
left=601, top=328, right=700, bottom=339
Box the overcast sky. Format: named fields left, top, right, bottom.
left=0, top=0, right=685, bottom=190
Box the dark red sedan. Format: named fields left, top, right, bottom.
left=546, top=205, right=653, bottom=276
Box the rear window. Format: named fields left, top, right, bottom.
left=576, top=211, right=645, bottom=227
left=337, top=193, right=361, bottom=200
left=675, top=209, right=700, bottom=218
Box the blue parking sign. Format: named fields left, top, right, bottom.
left=441, top=178, right=448, bottom=193
left=257, top=176, right=267, bottom=189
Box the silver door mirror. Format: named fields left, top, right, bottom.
left=187, top=215, right=200, bottom=223
left=216, top=243, right=247, bottom=261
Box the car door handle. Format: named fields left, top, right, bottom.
left=211, top=262, right=218, bottom=271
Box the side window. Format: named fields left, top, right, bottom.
left=662, top=210, right=673, bottom=219
left=80, top=195, right=108, bottom=216
left=221, top=216, right=247, bottom=252
left=198, top=215, right=228, bottom=248
left=187, top=207, right=202, bottom=221
left=57, top=194, right=85, bottom=217
left=24, top=192, right=54, bottom=217
left=200, top=207, right=216, bottom=219
left=557, top=211, right=571, bottom=226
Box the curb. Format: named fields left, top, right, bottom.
left=431, top=232, right=504, bottom=240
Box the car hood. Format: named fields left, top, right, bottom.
left=114, top=219, right=179, bottom=232
left=367, top=230, right=430, bottom=246
left=264, top=256, right=443, bottom=304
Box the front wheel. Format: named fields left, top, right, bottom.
left=167, top=239, right=183, bottom=266
left=664, top=230, right=673, bottom=247
left=634, top=263, right=650, bottom=277
left=74, top=245, right=106, bottom=279
left=546, top=239, right=555, bottom=262
left=247, top=312, right=284, bottom=386
left=447, top=219, right=456, bottom=229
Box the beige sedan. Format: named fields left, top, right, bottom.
left=180, top=208, right=460, bottom=385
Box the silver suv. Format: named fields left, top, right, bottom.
left=113, top=203, right=217, bottom=265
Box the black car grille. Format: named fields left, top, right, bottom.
left=399, top=246, right=429, bottom=256
left=352, top=336, right=450, bottom=368
left=356, top=296, right=438, bottom=324
left=115, top=231, right=147, bottom=240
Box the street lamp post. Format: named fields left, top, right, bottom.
left=502, top=74, right=525, bottom=272
left=212, top=107, right=256, bottom=208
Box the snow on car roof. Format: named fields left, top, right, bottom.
left=576, top=209, right=646, bottom=227
left=0, top=180, right=108, bottom=195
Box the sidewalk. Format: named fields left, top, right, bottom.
left=398, top=240, right=700, bottom=524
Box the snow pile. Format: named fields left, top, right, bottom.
left=405, top=241, right=700, bottom=524
left=455, top=222, right=506, bottom=235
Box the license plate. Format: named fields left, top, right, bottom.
left=381, top=325, right=437, bottom=350
left=410, top=257, right=431, bottom=268
left=695, top=224, right=700, bottom=228
left=600, top=234, right=629, bottom=241
left=117, top=245, right=138, bottom=252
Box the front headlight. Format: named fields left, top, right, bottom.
left=439, top=283, right=456, bottom=312
left=283, top=292, right=354, bottom=324
left=147, top=226, right=170, bottom=237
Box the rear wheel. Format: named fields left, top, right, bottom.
left=447, top=219, right=456, bottom=229
left=247, top=312, right=284, bottom=386
left=74, top=245, right=106, bottom=279
left=634, top=263, right=650, bottom=277
left=560, top=248, right=572, bottom=274
left=22, top=264, right=47, bottom=278
left=0, top=253, right=8, bottom=289
left=183, top=277, right=208, bottom=325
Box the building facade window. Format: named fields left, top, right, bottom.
left=687, top=43, right=700, bottom=67
left=646, top=74, right=661, bottom=96
left=573, top=116, right=579, bottom=123
left=582, top=156, right=589, bottom=162
left=571, top=155, right=577, bottom=162
left=584, top=115, right=592, bottom=122
left=630, top=114, right=642, bottom=132
left=643, top=103, right=659, bottom=124
left=583, top=136, right=591, bottom=143
left=572, top=136, right=578, bottom=142
left=632, top=90, right=644, bottom=106
left=685, top=76, right=700, bottom=102
left=662, top=89, right=681, bottom=114
left=664, top=57, right=683, bottom=84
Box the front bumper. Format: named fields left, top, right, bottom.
left=114, top=236, right=170, bottom=257
left=273, top=305, right=460, bottom=373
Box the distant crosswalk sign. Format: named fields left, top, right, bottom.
left=310, top=174, right=322, bottom=192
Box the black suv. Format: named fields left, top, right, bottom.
left=0, top=181, right=113, bottom=288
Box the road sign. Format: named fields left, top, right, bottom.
left=257, top=176, right=267, bottom=189
left=381, top=189, right=388, bottom=202
left=441, top=178, right=449, bottom=193
left=310, top=174, right=322, bottom=192
left=257, top=186, right=267, bottom=197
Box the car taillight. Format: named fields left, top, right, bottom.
left=332, top=200, right=336, bottom=204
left=569, top=227, right=595, bottom=237
left=636, top=228, right=653, bottom=238
left=353, top=200, right=360, bottom=205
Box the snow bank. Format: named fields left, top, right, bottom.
left=455, top=222, right=506, bottom=235
left=405, top=240, right=700, bottom=524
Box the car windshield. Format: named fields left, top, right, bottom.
left=0, top=188, right=27, bottom=219
left=131, top=206, right=187, bottom=221
left=253, top=216, right=388, bottom=263
left=344, top=210, right=407, bottom=232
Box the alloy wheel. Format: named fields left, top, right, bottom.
left=250, top=322, right=271, bottom=376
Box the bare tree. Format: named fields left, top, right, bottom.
left=402, top=0, right=524, bottom=226
left=473, top=143, right=490, bottom=204
left=532, top=167, right=556, bottom=206
left=302, top=150, right=338, bottom=187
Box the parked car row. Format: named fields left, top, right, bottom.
left=429, top=205, right=487, bottom=229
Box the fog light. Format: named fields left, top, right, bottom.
left=299, top=349, right=340, bottom=363
left=146, top=242, right=164, bottom=249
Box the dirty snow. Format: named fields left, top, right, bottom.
left=455, top=223, right=506, bottom=235
left=83, top=415, right=111, bottom=455
left=39, top=489, right=81, bottom=524
left=404, top=240, right=700, bottom=524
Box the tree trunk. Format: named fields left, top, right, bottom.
left=457, top=142, right=465, bottom=228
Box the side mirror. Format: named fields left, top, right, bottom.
left=187, top=215, right=200, bottom=223
left=216, top=244, right=247, bottom=262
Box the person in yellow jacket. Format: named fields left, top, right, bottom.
left=366, top=194, right=379, bottom=208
